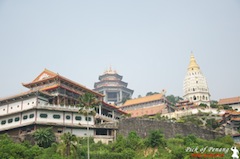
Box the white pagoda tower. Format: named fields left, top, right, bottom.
left=183, top=53, right=210, bottom=106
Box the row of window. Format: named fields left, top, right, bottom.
left=1, top=113, right=35, bottom=125
left=1, top=113, right=92, bottom=125
left=0, top=102, right=36, bottom=112
left=39, top=113, right=92, bottom=121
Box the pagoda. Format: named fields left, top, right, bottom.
left=94, top=67, right=134, bottom=105
left=183, top=53, right=211, bottom=106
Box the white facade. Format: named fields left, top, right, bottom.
left=183, top=54, right=210, bottom=106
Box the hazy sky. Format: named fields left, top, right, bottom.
left=0, top=1, right=239, bottom=101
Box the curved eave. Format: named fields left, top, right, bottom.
left=23, top=75, right=103, bottom=98
left=102, top=102, right=128, bottom=115
left=94, top=86, right=134, bottom=94
left=94, top=80, right=128, bottom=88
left=22, top=76, right=58, bottom=88
left=98, top=74, right=123, bottom=81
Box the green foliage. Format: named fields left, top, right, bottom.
left=222, top=105, right=233, bottom=110
left=180, top=115, right=203, bottom=126
left=166, top=95, right=183, bottom=105
left=0, top=131, right=237, bottom=159
left=33, top=127, right=56, bottom=148
left=78, top=92, right=100, bottom=116
left=199, top=103, right=208, bottom=108
left=206, top=118, right=220, bottom=129
left=0, top=134, right=43, bottom=159
left=146, top=130, right=166, bottom=148
left=57, top=132, right=77, bottom=157
left=146, top=92, right=159, bottom=96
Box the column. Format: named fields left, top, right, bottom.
left=112, top=110, right=115, bottom=119
left=120, top=91, right=123, bottom=102
left=103, top=90, right=107, bottom=102
left=99, top=103, right=102, bottom=115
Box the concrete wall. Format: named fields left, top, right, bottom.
left=118, top=118, right=223, bottom=140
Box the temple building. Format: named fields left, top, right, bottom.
left=183, top=53, right=211, bottom=106
left=219, top=96, right=240, bottom=111
left=0, top=69, right=127, bottom=144
left=119, top=91, right=170, bottom=117
left=93, top=67, right=134, bottom=105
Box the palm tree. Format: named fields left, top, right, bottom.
left=33, top=127, right=55, bottom=148
left=78, top=92, right=100, bottom=159
left=57, top=132, right=78, bottom=158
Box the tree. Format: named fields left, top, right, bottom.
left=146, top=92, right=159, bottom=96
left=78, top=92, right=101, bottom=159
left=166, top=95, right=183, bottom=105
left=58, top=132, right=77, bottom=158
left=33, top=127, right=56, bottom=148
left=146, top=129, right=166, bottom=148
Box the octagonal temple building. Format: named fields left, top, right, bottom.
left=183, top=53, right=211, bottom=106
left=94, top=67, right=134, bottom=105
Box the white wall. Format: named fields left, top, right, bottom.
left=8, top=101, right=22, bottom=113
left=0, top=114, right=21, bottom=129
left=21, top=110, right=35, bottom=124
left=22, top=97, right=37, bottom=110
left=36, top=110, right=94, bottom=126
left=72, top=128, right=94, bottom=137
left=0, top=105, right=7, bottom=115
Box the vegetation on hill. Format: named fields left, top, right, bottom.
left=0, top=127, right=236, bottom=159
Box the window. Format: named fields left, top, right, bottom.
left=1, top=120, right=6, bottom=125
left=193, top=96, right=197, bottom=100
left=8, top=119, right=13, bottom=123
left=53, top=114, right=61, bottom=119
left=66, top=115, right=71, bottom=120
left=15, top=117, right=20, bottom=122
left=23, top=115, right=28, bottom=120
left=85, top=117, right=92, bottom=121
left=75, top=116, right=82, bottom=121
left=40, top=113, right=48, bottom=118
left=29, top=114, right=34, bottom=118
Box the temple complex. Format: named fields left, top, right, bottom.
left=0, top=69, right=126, bottom=143
left=94, top=67, right=134, bottom=105
left=183, top=53, right=211, bottom=106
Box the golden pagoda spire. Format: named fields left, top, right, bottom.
left=188, top=52, right=200, bottom=71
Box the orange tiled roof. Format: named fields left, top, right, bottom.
left=32, top=68, right=58, bottom=82
left=40, top=84, right=60, bottom=91
left=125, top=104, right=166, bottom=117
left=122, top=93, right=163, bottom=107
left=22, top=69, right=103, bottom=97
left=219, top=96, right=240, bottom=105
left=231, top=117, right=240, bottom=121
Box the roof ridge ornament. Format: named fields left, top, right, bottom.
left=104, top=66, right=117, bottom=74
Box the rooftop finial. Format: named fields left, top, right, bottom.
left=188, top=52, right=200, bottom=71
left=104, top=65, right=117, bottom=74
